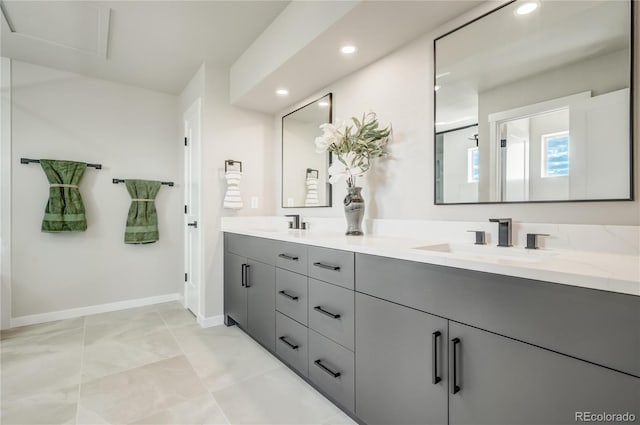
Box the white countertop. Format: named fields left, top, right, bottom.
left=221, top=225, right=640, bottom=297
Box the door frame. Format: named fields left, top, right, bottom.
left=1, top=58, right=12, bottom=330
left=183, top=97, right=203, bottom=318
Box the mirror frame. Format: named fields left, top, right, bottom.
left=433, top=0, right=635, bottom=205
left=281, top=93, right=333, bottom=208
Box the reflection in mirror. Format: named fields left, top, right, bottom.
left=282, top=94, right=332, bottom=208
left=434, top=0, right=633, bottom=204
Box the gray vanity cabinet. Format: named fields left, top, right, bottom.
left=225, top=234, right=640, bottom=425
left=224, top=252, right=247, bottom=328
left=448, top=322, right=640, bottom=425
left=245, top=259, right=276, bottom=351
left=355, top=293, right=448, bottom=425
left=224, top=234, right=276, bottom=352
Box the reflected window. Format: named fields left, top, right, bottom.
left=467, top=147, right=479, bottom=182
left=542, top=132, right=569, bottom=178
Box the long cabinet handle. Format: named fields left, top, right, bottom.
left=314, top=359, right=341, bottom=378
left=278, top=290, right=299, bottom=301
left=451, top=338, right=461, bottom=394
left=241, top=264, right=246, bottom=287
left=278, top=253, right=299, bottom=261
left=244, top=264, right=251, bottom=288
left=432, top=331, right=442, bottom=384
left=313, top=262, right=340, bottom=271
left=314, top=305, right=341, bottom=319
left=279, top=336, right=299, bottom=350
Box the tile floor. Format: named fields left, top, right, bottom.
left=1, top=302, right=357, bottom=425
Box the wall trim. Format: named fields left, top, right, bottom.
left=197, top=314, right=224, bottom=328
left=10, top=293, right=182, bottom=328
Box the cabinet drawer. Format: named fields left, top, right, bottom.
left=308, top=246, right=354, bottom=289
left=276, top=268, right=308, bottom=326
left=308, top=278, right=354, bottom=351
left=275, top=241, right=308, bottom=275
left=225, top=233, right=277, bottom=265
left=276, top=312, right=309, bottom=377
left=308, top=329, right=355, bottom=413
left=356, top=253, right=640, bottom=377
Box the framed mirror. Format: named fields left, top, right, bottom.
left=434, top=0, right=633, bottom=204
left=282, top=93, right=332, bottom=208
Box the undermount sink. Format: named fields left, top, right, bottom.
left=413, top=243, right=557, bottom=263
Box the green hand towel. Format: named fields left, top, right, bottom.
left=124, top=179, right=162, bottom=244
left=40, top=159, right=87, bottom=232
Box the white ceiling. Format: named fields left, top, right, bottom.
left=231, top=0, right=483, bottom=113
left=1, top=0, right=290, bottom=94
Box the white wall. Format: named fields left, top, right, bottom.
left=181, top=63, right=275, bottom=319
left=10, top=61, right=183, bottom=318
left=275, top=4, right=639, bottom=225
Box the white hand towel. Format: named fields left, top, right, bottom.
left=224, top=170, right=243, bottom=209
left=304, top=176, right=319, bottom=207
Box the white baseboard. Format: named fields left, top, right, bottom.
left=10, top=293, right=183, bottom=328
left=197, top=314, right=224, bottom=328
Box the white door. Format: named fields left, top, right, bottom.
left=184, top=98, right=202, bottom=317
left=499, top=118, right=530, bottom=202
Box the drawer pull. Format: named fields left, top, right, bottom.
left=432, top=331, right=441, bottom=384
left=314, top=359, right=341, bottom=378
left=241, top=264, right=247, bottom=287
left=278, top=290, right=299, bottom=301
left=279, top=336, right=299, bottom=350
left=278, top=253, right=299, bottom=261
left=313, top=262, right=340, bottom=271
left=244, top=264, right=251, bottom=288
left=451, top=338, right=461, bottom=394
left=314, top=306, right=341, bottom=319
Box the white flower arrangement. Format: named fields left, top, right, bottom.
left=314, top=112, right=391, bottom=188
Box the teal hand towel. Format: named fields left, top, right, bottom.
left=40, top=159, right=87, bottom=232
left=124, top=179, right=161, bottom=244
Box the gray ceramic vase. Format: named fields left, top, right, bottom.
left=344, top=186, right=364, bottom=236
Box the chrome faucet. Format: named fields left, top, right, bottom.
left=285, top=214, right=301, bottom=229
left=489, top=218, right=512, bottom=247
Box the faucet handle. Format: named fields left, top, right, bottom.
left=525, top=233, right=550, bottom=250
left=467, top=230, right=486, bottom=245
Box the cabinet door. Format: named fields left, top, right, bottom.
left=449, top=322, right=640, bottom=425
left=246, top=259, right=276, bottom=352
left=224, top=252, right=247, bottom=328
left=355, top=293, right=448, bottom=425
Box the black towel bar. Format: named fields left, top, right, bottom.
left=112, top=178, right=174, bottom=187
left=21, top=158, right=102, bottom=169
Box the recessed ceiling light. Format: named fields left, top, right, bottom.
left=434, top=85, right=441, bottom=91
left=515, top=1, right=538, bottom=15
left=318, top=101, right=329, bottom=107
left=276, top=89, right=289, bottom=96
left=340, top=45, right=357, bottom=54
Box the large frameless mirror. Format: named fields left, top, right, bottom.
left=282, top=93, right=332, bottom=208
left=434, top=0, right=633, bottom=204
